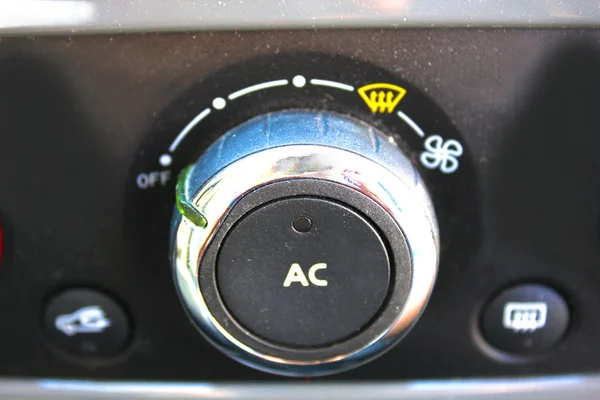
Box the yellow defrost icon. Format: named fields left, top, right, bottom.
left=357, top=83, right=407, bottom=113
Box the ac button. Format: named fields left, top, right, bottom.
left=216, top=197, right=391, bottom=348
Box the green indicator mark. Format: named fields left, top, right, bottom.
left=176, top=165, right=208, bottom=228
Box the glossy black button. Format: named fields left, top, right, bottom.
left=43, top=289, right=130, bottom=357
left=481, top=284, right=569, bottom=355
left=217, top=197, right=390, bottom=348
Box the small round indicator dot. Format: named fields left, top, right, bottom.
left=292, top=216, right=312, bottom=233
left=292, top=75, right=306, bottom=88
left=159, top=154, right=173, bottom=167
left=212, top=97, right=226, bottom=110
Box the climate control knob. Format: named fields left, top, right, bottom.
left=170, top=110, right=438, bottom=376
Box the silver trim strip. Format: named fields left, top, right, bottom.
left=2, top=375, right=600, bottom=399
left=0, top=0, right=599, bottom=35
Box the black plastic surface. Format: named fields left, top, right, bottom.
left=0, top=29, right=598, bottom=381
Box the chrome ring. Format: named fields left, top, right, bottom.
left=172, top=143, right=438, bottom=376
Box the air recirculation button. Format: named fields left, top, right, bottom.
left=171, top=111, right=439, bottom=376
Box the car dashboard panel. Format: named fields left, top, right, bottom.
left=0, top=2, right=599, bottom=399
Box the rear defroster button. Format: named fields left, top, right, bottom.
left=43, top=289, right=130, bottom=357
left=481, top=284, right=570, bottom=355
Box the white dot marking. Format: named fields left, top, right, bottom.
left=159, top=154, right=173, bottom=167
left=292, top=75, right=306, bottom=88
left=212, top=97, right=226, bottom=110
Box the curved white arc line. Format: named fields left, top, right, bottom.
left=397, top=111, right=425, bottom=138
left=310, top=79, right=354, bottom=92
left=169, top=108, right=212, bottom=152
left=227, top=79, right=289, bottom=100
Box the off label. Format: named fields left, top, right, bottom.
left=136, top=170, right=171, bottom=189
